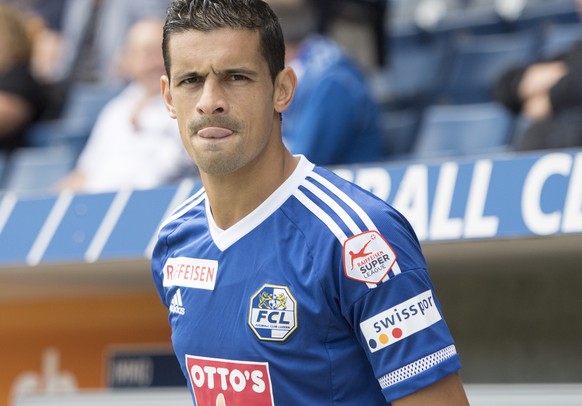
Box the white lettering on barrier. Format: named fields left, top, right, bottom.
left=464, top=159, right=499, bottom=238
left=392, top=160, right=498, bottom=241
left=522, top=153, right=572, bottom=235
left=430, top=162, right=463, bottom=240
left=562, top=152, right=582, bottom=233
left=339, top=152, right=581, bottom=240
left=392, top=165, right=429, bottom=241
left=428, top=160, right=498, bottom=240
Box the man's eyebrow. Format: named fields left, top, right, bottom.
left=174, top=70, right=205, bottom=82
left=214, top=67, right=259, bottom=78
left=174, top=67, right=259, bottom=82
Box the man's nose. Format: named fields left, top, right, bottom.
left=196, top=80, right=227, bottom=115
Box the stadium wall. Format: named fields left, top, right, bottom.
left=1, top=148, right=581, bottom=405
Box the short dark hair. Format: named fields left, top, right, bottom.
left=162, top=0, right=285, bottom=82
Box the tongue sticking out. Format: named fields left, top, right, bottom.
left=198, top=127, right=233, bottom=139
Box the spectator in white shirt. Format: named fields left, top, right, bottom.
left=57, top=18, right=194, bottom=193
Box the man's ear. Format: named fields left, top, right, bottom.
left=161, top=75, right=177, bottom=119
left=274, top=67, right=297, bottom=114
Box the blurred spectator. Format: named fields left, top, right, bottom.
left=0, top=0, right=68, bottom=83
left=56, top=18, right=193, bottom=193
left=2, top=0, right=172, bottom=120
left=494, top=0, right=582, bottom=151
left=308, top=0, right=389, bottom=70
left=0, top=4, right=47, bottom=152
left=271, top=0, right=383, bottom=166
left=54, top=0, right=172, bottom=85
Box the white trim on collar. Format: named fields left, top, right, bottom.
left=207, top=155, right=314, bottom=251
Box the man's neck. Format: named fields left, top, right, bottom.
left=202, top=149, right=299, bottom=230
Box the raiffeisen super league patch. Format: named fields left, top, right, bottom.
left=343, top=230, right=397, bottom=286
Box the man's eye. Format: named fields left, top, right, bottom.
left=230, top=74, right=247, bottom=81
left=182, top=77, right=201, bottom=84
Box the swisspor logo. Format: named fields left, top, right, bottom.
left=360, top=290, right=442, bottom=353
left=186, top=355, right=274, bottom=406
left=343, top=230, right=396, bottom=284
left=248, top=284, right=297, bottom=342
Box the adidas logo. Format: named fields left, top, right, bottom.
left=169, top=289, right=186, bottom=315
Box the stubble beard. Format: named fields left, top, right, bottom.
left=193, top=143, right=247, bottom=177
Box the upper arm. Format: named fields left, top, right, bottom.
left=392, top=373, right=469, bottom=406
left=0, top=92, right=33, bottom=136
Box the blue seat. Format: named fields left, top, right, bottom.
left=379, top=108, right=421, bottom=159
left=0, top=151, right=7, bottom=188
left=411, top=102, right=514, bottom=158
left=26, top=82, right=124, bottom=152
left=540, top=22, right=582, bottom=59
left=516, top=0, right=581, bottom=31
left=371, top=38, right=451, bottom=109
left=389, top=0, right=423, bottom=29
left=3, top=145, right=79, bottom=194
left=439, top=31, right=539, bottom=103
left=432, top=5, right=507, bottom=37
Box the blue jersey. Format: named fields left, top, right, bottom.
left=151, top=156, right=461, bottom=405
left=283, top=35, right=382, bottom=166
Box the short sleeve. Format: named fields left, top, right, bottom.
left=339, top=204, right=462, bottom=402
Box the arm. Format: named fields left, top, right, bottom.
left=518, top=61, right=567, bottom=101
left=53, top=169, right=87, bottom=192
left=0, top=92, right=33, bottom=138
left=518, top=61, right=567, bottom=120
left=393, top=373, right=469, bottom=406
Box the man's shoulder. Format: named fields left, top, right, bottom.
left=290, top=165, right=393, bottom=233
left=159, top=188, right=207, bottom=235
left=311, top=166, right=388, bottom=207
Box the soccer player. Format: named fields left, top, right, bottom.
left=151, top=1, right=470, bottom=405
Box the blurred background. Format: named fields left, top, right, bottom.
left=1, top=0, right=582, bottom=404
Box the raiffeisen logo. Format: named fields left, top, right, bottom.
left=343, top=230, right=396, bottom=285
left=360, top=290, right=442, bottom=353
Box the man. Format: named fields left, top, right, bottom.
left=57, top=18, right=192, bottom=193
left=493, top=0, right=582, bottom=151
left=152, top=1, right=469, bottom=405
left=270, top=0, right=383, bottom=166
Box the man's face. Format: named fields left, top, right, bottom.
left=161, top=28, right=279, bottom=176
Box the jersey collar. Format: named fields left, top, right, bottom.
left=207, top=155, right=315, bottom=251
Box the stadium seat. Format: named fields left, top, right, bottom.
left=2, top=145, right=79, bottom=194
left=370, top=38, right=451, bottom=109
left=431, top=3, right=507, bottom=37
left=25, top=119, right=89, bottom=158
left=389, top=0, right=424, bottom=29
left=540, top=22, right=582, bottom=59
left=411, top=102, right=514, bottom=158
left=0, top=151, right=7, bottom=188
left=26, top=82, right=124, bottom=152
left=516, top=0, right=580, bottom=29
left=379, top=108, right=422, bottom=159
left=438, top=30, right=539, bottom=103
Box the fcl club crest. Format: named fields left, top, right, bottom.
left=248, top=284, right=297, bottom=341
left=343, top=230, right=396, bottom=284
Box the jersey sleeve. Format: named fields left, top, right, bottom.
left=151, top=224, right=172, bottom=309
left=340, top=204, right=462, bottom=403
